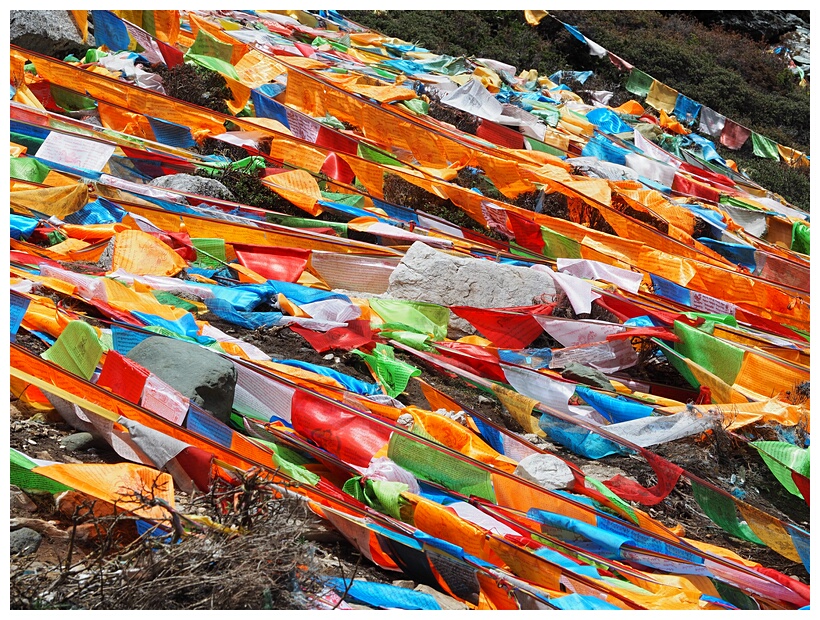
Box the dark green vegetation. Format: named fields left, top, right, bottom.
left=344, top=10, right=809, bottom=211
left=155, top=62, right=233, bottom=115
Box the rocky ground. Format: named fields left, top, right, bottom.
left=10, top=307, right=810, bottom=608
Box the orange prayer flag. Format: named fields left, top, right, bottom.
left=260, top=169, right=324, bottom=216
left=340, top=155, right=386, bottom=199
left=348, top=83, right=417, bottom=104
left=97, top=101, right=155, bottom=140
left=153, top=10, right=180, bottom=45
left=70, top=10, right=89, bottom=42
left=611, top=99, right=645, bottom=116
left=111, top=229, right=189, bottom=277
left=659, top=109, right=690, bottom=135
left=32, top=463, right=175, bottom=521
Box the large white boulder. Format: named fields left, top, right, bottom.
left=387, top=242, right=555, bottom=337
left=11, top=11, right=94, bottom=59
left=513, top=453, right=575, bottom=490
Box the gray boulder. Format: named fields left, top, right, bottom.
left=387, top=241, right=556, bottom=337
left=513, top=453, right=574, bottom=490
left=126, top=336, right=237, bottom=423
left=149, top=174, right=235, bottom=201
left=11, top=527, right=42, bottom=556
left=10, top=11, right=94, bottom=59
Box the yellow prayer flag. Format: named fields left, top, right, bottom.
left=646, top=80, right=678, bottom=114
left=524, top=10, right=549, bottom=26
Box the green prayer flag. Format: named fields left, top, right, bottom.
left=141, top=10, right=156, bottom=37
left=10, top=157, right=51, bottom=183
left=185, top=53, right=240, bottom=81
left=750, top=441, right=809, bottom=499
left=268, top=214, right=348, bottom=237
left=584, top=476, right=638, bottom=524
left=342, top=476, right=407, bottom=519
left=711, top=580, right=760, bottom=611
left=191, top=237, right=226, bottom=268
left=11, top=132, right=45, bottom=156
left=199, top=156, right=266, bottom=176
left=691, top=481, right=763, bottom=544
left=357, top=142, right=405, bottom=168
left=152, top=291, right=199, bottom=312
left=655, top=340, right=700, bottom=390
left=50, top=84, right=97, bottom=112
left=41, top=320, right=103, bottom=380
left=188, top=28, right=234, bottom=63
left=10, top=450, right=72, bottom=494
left=353, top=343, right=421, bottom=398
left=673, top=320, right=744, bottom=385
left=791, top=221, right=810, bottom=255
left=85, top=48, right=109, bottom=63
left=247, top=436, right=320, bottom=486
left=751, top=132, right=779, bottom=160
left=377, top=329, right=434, bottom=352
left=397, top=98, right=429, bottom=116
left=387, top=432, right=496, bottom=502
left=320, top=191, right=364, bottom=208
left=369, top=299, right=449, bottom=341
left=317, top=113, right=347, bottom=131
left=625, top=68, right=653, bottom=97
left=681, top=312, right=737, bottom=328
left=541, top=226, right=582, bottom=259
left=719, top=195, right=766, bottom=211
left=524, top=136, right=565, bottom=157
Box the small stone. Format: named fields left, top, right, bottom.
left=323, top=353, right=335, bottom=360
left=34, top=451, right=53, bottom=461
left=414, top=584, right=469, bottom=610
left=10, top=528, right=42, bottom=556
left=392, top=580, right=416, bottom=589
left=59, top=432, right=98, bottom=453
left=10, top=487, right=39, bottom=513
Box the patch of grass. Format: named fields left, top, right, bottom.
left=154, top=62, right=232, bottom=116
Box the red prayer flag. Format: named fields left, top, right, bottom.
left=158, top=39, right=185, bottom=68
left=594, top=294, right=703, bottom=327
left=319, top=151, right=356, bottom=184
left=294, top=41, right=316, bottom=58
left=672, top=173, right=721, bottom=204
left=432, top=341, right=507, bottom=383
left=231, top=243, right=311, bottom=282
left=174, top=446, right=215, bottom=493
left=96, top=350, right=150, bottom=403
left=290, top=390, right=392, bottom=467
left=476, top=119, right=525, bottom=150
left=450, top=304, right=554, bottom=349
left=792, top=471, right=810, bottom=506
left=506, top=211, right=546, bottom=254
left=289, top=319, right=374, bottom=353
left=315, top=125, right=358, bottom=155
left=603, top=448, right=683, bottom=506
